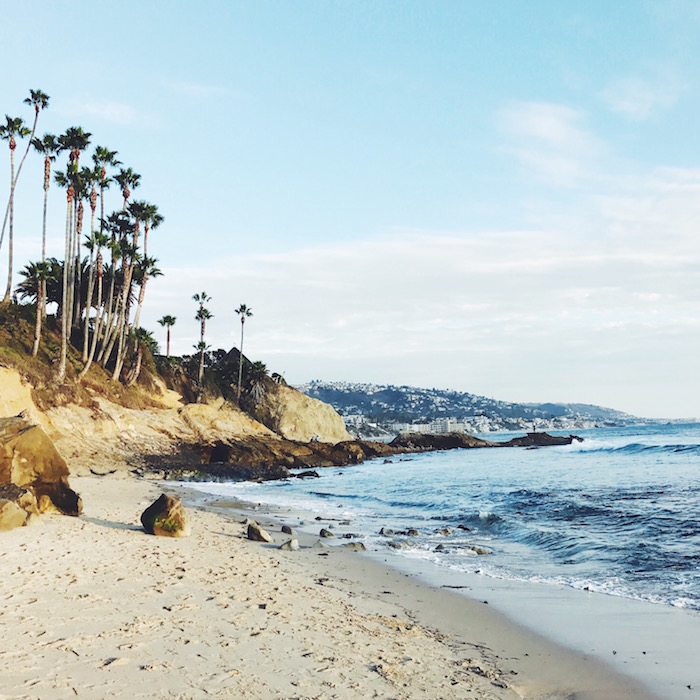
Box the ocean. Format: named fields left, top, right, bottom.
left=188, top=422, right=700, bottom=611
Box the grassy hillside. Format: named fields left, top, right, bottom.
left=0, top=302, right=163, bottom=411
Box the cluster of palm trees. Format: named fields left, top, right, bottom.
left=174, top=294, right=259, bottom=403
left=1, top=88, right=164, bottom=386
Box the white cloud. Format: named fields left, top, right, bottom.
left=498, top=102, right=603, bottom=185
left=600, top=71, right=686, bottom=120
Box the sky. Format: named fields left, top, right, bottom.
left=1, top=0, right=700, bottom=419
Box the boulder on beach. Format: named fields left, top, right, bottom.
left=0, top=414, right=82, bottom=526
left=140, top=494, right=191, bottom=537
left=319, top=527, right=335, bottom=538
left=281, top=524, right=296, bottom=536
left=279, top=538, right=299, bottom=551
left=247, top=521, right=272, bottom=542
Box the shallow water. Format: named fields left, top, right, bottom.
left=189, top=423, right=700, bottom=610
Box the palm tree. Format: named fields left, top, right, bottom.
left=141, top=202, right=163, bottom=259
left=31, top=132, right=62, bottom=317
left=81, top=228, right=108, bottom=361
left=0, top=89, right=50, bottom=297
left=194, top=292, right=212, bottom=401
left=107, top=200, right=148, bottom=374
left=97, top=211, right=132, bottom=366
left=92, top=146, right=121, bottom=233
left=248, top=360, right=269, bottom=404
left=131, top=255, right=162, bottom=330
left=193, top=291, right=211, bottom=339
left=14, top=90, right=50, bottom=202
left=111, top=237, right=141, bottom=381
left=157, top=315, right=177, bottom=357
left=21, top=89, right=50, bottom=146
left=56, top=128, right=91, bottom=346
left=114, top=167, right=140, bottom=210
left=53, top=163, right=77, bottom=381
left=73, top=165, right=99, bottom=332
left=235, top=303, right=253, bottom=402
left=193, top=340, right=211, bottom=399
left=18, top=260, right=53, bottom=357
left=78, top=231, right=109, bottom=380
left=58, top=126, right=91, bottom=168
left=106, top=199, right=143, bottom=377
left=0, top=115, right=31, bottom=302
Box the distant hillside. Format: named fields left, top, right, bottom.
left=297, top=380, right=643, bottom=436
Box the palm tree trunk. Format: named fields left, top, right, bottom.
left=32, top=281, right=43, bottom=357
left=97, top=254, right=118, bottom=364
left=72, top=200, right=83, bottom=330
left=66, top=197, right=76, bottom=338
left=82, top=203, right=97, bottom=362
left=57, top=193, right=72, bottom=381
left=237, top=321, right=245, bottom=401
left=3, top=150, right=16, bottom=302
left=82, top=244, right=96, bottom=362
left=41, top=158, right=50, bottom=319
left=166, top=326, right=171, bottom=357
left=1, top=107, right=41, bottom=285
left=111, top=261, right=135, bottom=381
left=101, top=325, right=119, bottom=369
left=79, top=272, right=103, bottom=381
left=125, top=346, right=143, bottom=387
left=131, top=273, right=147, bottom=330
left=198, top=351, right=205, bottom=397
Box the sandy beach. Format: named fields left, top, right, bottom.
left=0, top=472, right=663, bottom=700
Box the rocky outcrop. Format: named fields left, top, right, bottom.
left=253, top=385, right=351, bottom=443
left=140, top=494, right=191, bottom=537
left=389, top=432, right=495, bottom=451
left=499, top=432, right=583, bottom=447
left=390, top=431, right=581, bottom=451
left=0, top=414, right=82, bottom=524
left=150, top=436, right=397, bottom=482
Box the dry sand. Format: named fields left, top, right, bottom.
left=0, top=474, right=660, bottom=700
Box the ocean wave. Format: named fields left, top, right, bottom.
left=570, top=441, right=700, bottom=456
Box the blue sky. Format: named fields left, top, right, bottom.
left=1, top=1, right=700, bottom=418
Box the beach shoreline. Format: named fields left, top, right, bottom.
left=178, top=480, right=687, bottom=700
left=1, top=470, right=668, bottom=699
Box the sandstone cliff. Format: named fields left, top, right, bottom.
left=254, top=385, right=351, bottom=443
left=0, top=366, right=350, bottom=477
